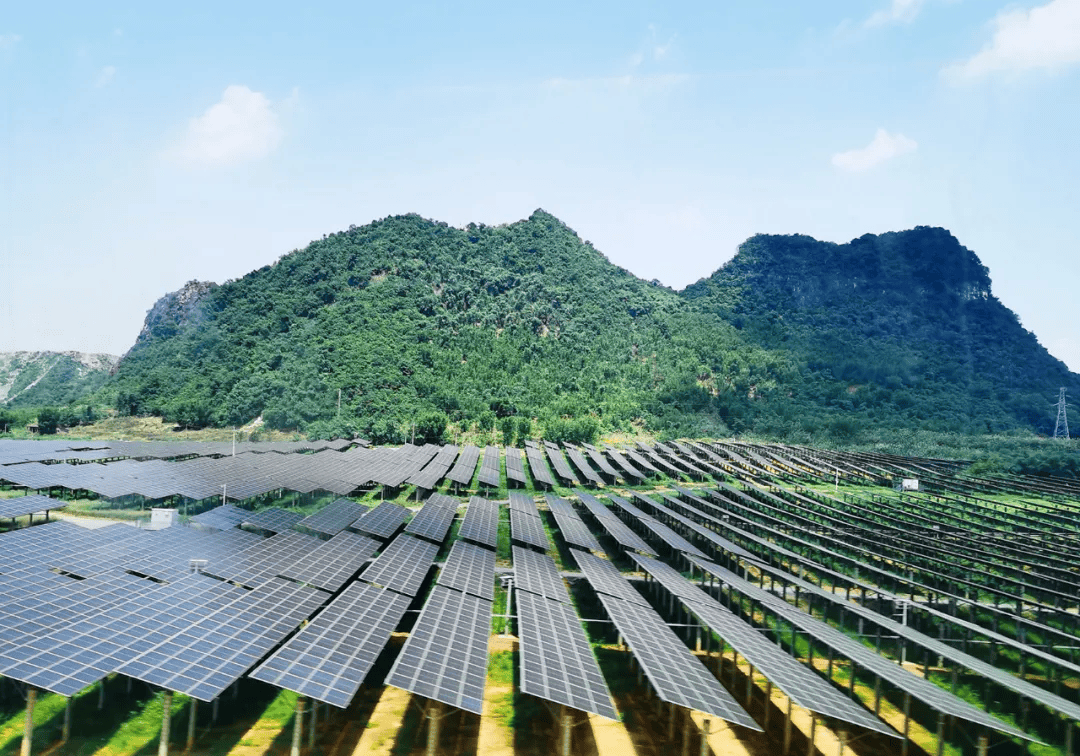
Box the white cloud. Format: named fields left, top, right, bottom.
left=832, top=128, right=918, bottom=172
left=95, top=65, right=116, bottom=88
left=168, top=85, right=283, bottom=167
left=865, top=0, right=927, bottom=27
left=944, top=0, right=1080, bottom=80
left=0, top=33, right=20, bottom=49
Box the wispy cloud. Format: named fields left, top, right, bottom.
left=0, top=33, right=20, bottom=49
left=944, top=0, right=1080, bottom=81
left=832, top=128, right=917, bottom=172
left=166, top=85, right=284, bottom=167
left=543, top=73, right=689, bottom=95
left=95, top=65, right=116, bottom=88
left=864, top=0, right=927, bottom=28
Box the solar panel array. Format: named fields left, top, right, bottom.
left=477, top=445, right=501, bottom=488
left=571, top=549, right=650, bottom=607
left=544, top=494, right=603, bottom=553
left=447, top=445, right=481, bottom=486
left=360, top=534, right=439, bottom=597
left=192, top=504, right=248, bottom=530
left=688, top=557, right=1032, bottom=740
left=458, top=496, right=499, bottom=549
left=297, top=499, right=368, bottom=537
left=407, top=444, right=460, bottom=490
left=405, top=493, right=459, bottom=543
left=242, top=507, right=304, bottom=534
left=118, top=576, right=328, bottom=701
left=524, top=446, right=556, bottom=487
left=563, top=446, right=603, bottom=486
left=349, top=501, right=409, bottom=539
left=543, top=444, right=579, bottom=485
left=437, top=540, right=496, bottom=600
left=280, top=530, right=380, bottom=593
left=610, top=494, right=707, bottom=558
left=205, top=530, right=324, bottom=588
left=0, top=494, right=69, bottom=520
left=628, top=553, right=897, bottom=737
left=504, top=447, right=528, bottom=485
left=516, top=590, right=617, bottom=719
left=249, top=582, right=411, bottom=708
left=386, top=585, right=492, bottom=714
left=513, top=546, right=570, bottom=603
left=575, top=491, right=656, bottom=555
left=594, top=591, right=760, bottom=729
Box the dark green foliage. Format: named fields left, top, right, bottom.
left=102, top=214, right=1077, bottom=442
left=1, top=353, right=116, bottom=409
left=36, top=407, right=60, bottom=434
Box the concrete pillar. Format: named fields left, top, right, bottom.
left=1065, top=720, right=1073, bottom=756
left=212, top=697, right=219, bottom=723
left=901, top=693, right=911, bottom=756
left=291, top=696, right=305, bottom=756
left=700, top=719, right=711, bottom=756
left=681, top=710, right=693, bottom=756
left=186, top=698, right=197, bottom=752
left=808, top=715, right=817, bottom=756
left=668, top=702, right=676, bottom=740
left=935, top=712, right=947, bottom=756
left=976, top=733, right=989, bottom=756
left=764, top=680, right=772, bottom=730
left=21, top=687, right=36, bottom=756
left=99, top=677, right=107, bottom=710
left=838, top=729, right=849, bottom=756
left=309, top=700, right=318, bottom=749
left=159, top=691, right=173, bottom=756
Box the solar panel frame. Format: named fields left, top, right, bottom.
left=571, top=549, right=651, bottom=607
left=297, top=499, right=369, bottom=537
left=516, top=591, right=617, bottom=719
left=349, top=501, right=409, bottom=539
left=437, top=540, right=496, bottom=600
left=248, top=582, right=410, bottom=708
left=512, top=546, right=570, bottom=604
left=242, top=507, right=304, bottom=534
left=404, top=493, right=459, bottom=543
left=279, top=530, right=380, bottom=593
left=457, top=496, right=499, bottom=549
left=0, top=495, right=69, bottom=520
left=544, top=495, right=603, bottom=553
left=510, top=507, right=550, bottom=551
left=385, top=585, right=492, bottom=714
left=360, top=534, right=439, bottom=597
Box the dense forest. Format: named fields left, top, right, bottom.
left=93, top=210, right=1078, bottom=448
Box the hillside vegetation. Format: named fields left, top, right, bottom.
left=78, top=210, right=1080, bottom=446
left=0, top=352, right=117, bottom=408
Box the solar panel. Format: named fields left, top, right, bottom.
left=438, top=540, right=496, bottom=600
left=447, top=445, right=481, bottom=486
left=297, top=499, right=368, bottom=537
left=360, top=534, right=439, bottom=597
left=508, top=492, right=541, bottom=517
left=505, top=447, right=528, bottom=485
left=243, top=507, right=304, bottom=534
left=687, top=557, right=1033, bottom=741
left=118, top=576, right=328, bottom=702
left=544, top=494, right=603, bottom=553
left=595, top=592, right=759, bottom=730
left=405, top=493, right=459, bottom=543
left=610, top=494, right=707, bottom=558
left=248, top=582, right=410, bottom=708
left=279, top=530, right=380, bottom=593
left=386, top=585, right=492, bottom=714
left=458, top=496, right=499, bottom=549
left=627, top=553, right=897, bottom=737
left=477, top=446, right=501, bottom=488
left=0, top=495, right=69, bottom=520
left=544, top=445, right=579, bottom=485
left=191, top=504, right=248, bottom=530
left=510, top=507, right=550, bottom=550
left=563, top=446, right=603, bottom=486
left=575, top=492, right=657, bottom=555
left=516, top=591, right=617, bottom=719
left=512, top=546, right=570, bottom=604
left=350, top=501, right=409, bottom=539
left=525, top=446, right=556, bottom=487
left=571, top=549, right=650, bottom=607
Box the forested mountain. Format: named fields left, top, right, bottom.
left=0, top=352, right=118, bottom=408
left=102, top=211, right=1077, bottom=442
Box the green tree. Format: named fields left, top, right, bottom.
left=37, top=407, right=60, bottom=435
left=499, top=416, right=516, bottom=446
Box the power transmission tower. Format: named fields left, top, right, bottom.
left=1053, top=388, right=1070, bottom=440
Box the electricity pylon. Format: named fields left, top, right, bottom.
left=1053, top=388, right=1070, bottom=440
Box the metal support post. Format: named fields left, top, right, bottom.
left=560, top=706, right=572, bottom=756
left=935, top=712, right=946, bottom=756
left=212, top=697, right=219, bottom=723
left=309, top=700, right=318, bottom=749
left=668, top=702, right=676, bottom=740
left=784, top=698, right=794, bottom=755
left=838, top=729, right=849, bottom=756
left=62, top=696, right=72, bottom=744
left=291, top=696, right=305, bottom=756
left=159, top=691, right=173, bottom=756
left=901, top=693, right=911, bottom=756
left=21, top=687, right=36, bottom=756
left=700, top=719, right=711, bottom=756
left=764, top=680, right=772, bottom=730
left=976, top=733, right=989, bottom=756
left=808, top=715, right=817, bottom=756
left=187, top=698, right=197, bottom=752
left=681, top=711, right=693, bottom=756
left=426, top=701, right=442, bottom=756
left=99, top=677, right=106, bottom=710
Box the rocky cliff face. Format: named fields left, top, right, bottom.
left=128, top=280, right=218, bottom=353
left=0, top=352, right=119, bottom=406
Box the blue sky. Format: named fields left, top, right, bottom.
left=2, top=0, right=1079, bottom=372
